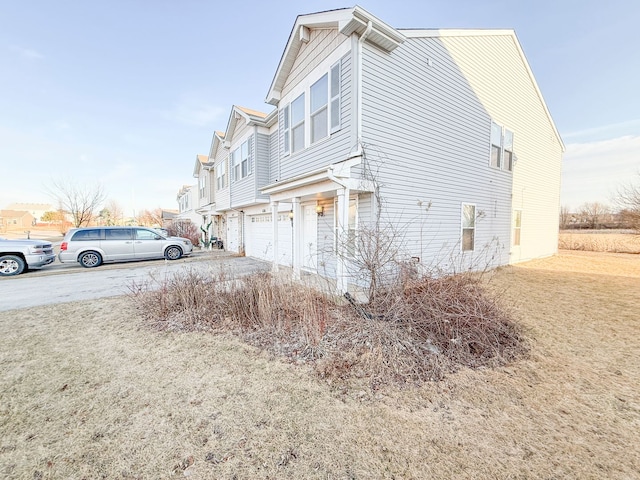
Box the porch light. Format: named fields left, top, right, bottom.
left=289, top=209, right=294, bottom=224
left=316, top=204, right=324, bottom=217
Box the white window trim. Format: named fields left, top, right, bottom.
left=280, top=53, right=346, bottom=155
left=490, top=121, right=514, bottom=172
left=461, top=203, right=476, bottom=252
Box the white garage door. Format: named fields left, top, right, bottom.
left=245, top=214, right=273, bottom=260
left=244, top=213, right=292, bottom=266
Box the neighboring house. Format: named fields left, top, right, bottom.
left=0, top=210, right=36, bottom=229
left=175, top=185, right=200, bottom=226
left=201, top=6, right=563, bottom=293
left=192, top=153, right=216, bottom=240
left=161, top=209, right=178, bottom=229
left=6, top=203, right=54, bottom=223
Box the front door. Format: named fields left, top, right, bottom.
left=302, top=204, right=317, bottom=271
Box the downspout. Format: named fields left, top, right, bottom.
left=353, top=20, right=373, bottom=158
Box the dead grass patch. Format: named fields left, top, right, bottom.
left=129, top=269, right=524, bottom=386
left=1, top=251, right=638, bottom=478
left=559, top=230, right=640, bottom=253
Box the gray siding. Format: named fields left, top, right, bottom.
left=268, top=129, right=279, bottom=184
left=277, top=54, right=354, bottom=181
left=360, top=37, right=513, bottom=270
left=230, top=135, right=256, bottom=207
left=255, top=133, right=270, bottom=200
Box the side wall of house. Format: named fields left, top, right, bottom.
left=360, top=37, right=514, bottom=271
left=438, top=34, right=563, bottom=263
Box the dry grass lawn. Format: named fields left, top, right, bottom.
left=1, top=251, right=639, bottom=479
left=559, top=230, right=640, bottom=253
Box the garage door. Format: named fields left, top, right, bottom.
left=245, top=214, right=272, bottom=260
left=244, top=213, right=292, bottom=266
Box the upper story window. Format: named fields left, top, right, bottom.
left=231, top=138, right=252, bottom=182
left=490, top=121, right=514, bottom=172
left=281, top=60, right=342, bottom=155
left=513, top=209, right=522, bottom=246
left=461, top=203, right=476, bottom=251
left=199, top=175, right=206, bottom=198
left=291, top=93, right=305, bottom=153
left=310, top=74, right=328, bottom=143
left=216, top=160, right=226, bottom=190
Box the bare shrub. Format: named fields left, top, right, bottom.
left=130, top=267, right=525, bottom=388
left=167, top=220, right=200, bottom=245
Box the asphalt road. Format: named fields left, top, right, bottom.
left=0, top=251, right=270, bottom=312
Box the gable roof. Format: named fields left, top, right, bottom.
left=266, top=5, right=405, bottom=105
left=193, top=153, right=213, bottom=177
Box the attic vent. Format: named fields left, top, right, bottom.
left=299, top=26, right=310, bottom=43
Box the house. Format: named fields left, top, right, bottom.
left=6, top=203, right=54, bottom=223
left=192, top=153, right=216, bottom=240
left=0, top=210, right=36, bottom=230
left=202, top=6, right=563, bottom=293
left=175, top=184, right=200, bottom=226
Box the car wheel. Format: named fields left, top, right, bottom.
left=0, top=255, right=26, bottom=276
left=165, top=246, right=182, bottom=260
left=79, top=251, right=102, bottom=268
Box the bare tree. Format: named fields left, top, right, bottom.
left=99, top=200, right=125, bottom=225
left=47, top=179, right=107, bottom=228
left=615, top=174, right=640, bottom=231
left=137, top=208, right=163, bottom=227
left=579, top=202, right=610, bottom=229
left=559, top=205, right=572, bottom=229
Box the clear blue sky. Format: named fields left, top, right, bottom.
left=1, top=0, right=638, bottom=215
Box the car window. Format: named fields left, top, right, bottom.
left=105, top=228, right=132, bottom=240
left=71, top=229, right=102, bottom=241
left=134, top=228, right=159, bottom=240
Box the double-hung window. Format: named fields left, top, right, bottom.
left=199, top=174, right=206, bottom=198
left=216, top=160, right=226, bottom=190
left=513, top=210, right=522, bottom=246
left=490, top=121, right=514, bottom=172
left=461, top=203, right=476, bottom=251
left=281, top=59, right=342, bottom=154
left=231, top=149, right=240, bottom=182
left=291, top=93, right=305, bottom=153
left=241, top=140, right=250, bottom=177
left=310, top=74, right=328, bottom=143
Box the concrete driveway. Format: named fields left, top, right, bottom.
left=0, top=251, right=270, bottom=312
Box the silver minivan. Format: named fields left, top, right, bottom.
left=58, top=226, right=193, bottom=268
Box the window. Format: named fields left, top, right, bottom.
left=72, top=229, right=102, bottom=241
left=231, top=149, right=240, bottom=182
left=491, top=122, right=502, bottom=168
left=461, top=204, right=476, bottom=251
left=513, top=210, right=522, bottom=246
left=291, top=93, right=305, bottom=153
left=504, top=130, right=514, bottom=171
left=490, top=122, right=514, bottom=172
left=241, top=140, right=250, bottom=177
left=282, top=60, right=342, bottom=153
left=330, top=62, right=341, bottom=132
left=310, top=74, right=328, bottom=143
left=135, top=228, right=159, bottom=240
left=199, top=174, right=206, bottom=198
left=105, top=228, right=132, bottom=240
left=216, top=160, right=226, bottom=190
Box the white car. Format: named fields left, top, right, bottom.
left=58, top=226, right=193, bottom=268
left=0, top=237, right=56, bottom=276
